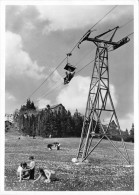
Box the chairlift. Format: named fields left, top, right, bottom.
left=63, top=53, right=76, bottom=84
left=64, top=63, right=76, bottom=72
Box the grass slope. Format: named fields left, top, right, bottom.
left=5, top=133, right=134, bottom=191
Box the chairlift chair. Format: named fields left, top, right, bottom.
left=63, top=52, right=76, bottom=84
left=64, top=62, right=76, bottom=85
left=64, top=63, right=76, bottom=72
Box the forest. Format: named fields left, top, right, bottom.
left=13, top=99, right=83, bottom=138
left=13, top=99, right=134, bottom=142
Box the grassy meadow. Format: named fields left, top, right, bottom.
left=5, top=131, right=134, bottom=191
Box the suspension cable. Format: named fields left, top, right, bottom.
left=26, top=56, right=67, bottom=100
left=69, top=5, right=118, bottom=54
left=35, top=29, right=134, bottom=102
left=24, top=5, right=119, bottom=103
left=34, top=30, right=134, bottom=102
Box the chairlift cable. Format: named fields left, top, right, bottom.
left=34, top=27, right=133, bottom=101
left=25, top=5, right=133, bottom=104
left=35, top=81, right=64, bottom=103
left=25, top=5, right=118, bottom=102
left=37, top=25, right=134, bottom=100
left=75, top=17, right=133, bottom=69
left=34, top=79, right=64, bottom=103
left=35, top=29, right=134, bottom=101
left=119, top=18, right=133, bottom=29
left=69, top=5, right=118, bottom=54
left=108, top=32, right=134, bottom=51
left=35, top=59, right=95, bottom=102
left=36, top=61, right=94, bottom=101
left=25, top=56, right=67, bottom=101
left=76, top=31, right=134, bottom=74
left=126, top=32, right=134, bottom=37
left=76, top=59, right=95, bottom=75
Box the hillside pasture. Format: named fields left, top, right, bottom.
left=5, top=134, right=134, bottom=191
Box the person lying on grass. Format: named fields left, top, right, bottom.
left=17, top=162, right=30, bottom=182
left=47, top=144, right=53, bottom=150
left=33, top=167, right=55, bottom=184
left=47, top=142, right=61, bottom=150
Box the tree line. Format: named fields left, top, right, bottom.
left=14, top=99, right=83, bottom=138
left=13, top=99, right=134, bottom=142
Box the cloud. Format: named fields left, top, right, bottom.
left=50, top=69, right=63, bottom=83
left=6, top=92, right=16, bottom=101
left=6, top=6, right=39, bottom=33
left=56, top=75, right=118, bottom=114
left=6, top=5, right=133, bottom=38
left=6, top=31, right=45, bottom=79
left=35, top=5, right=133, bottom=33
left=37, top=98, right=51, bottom=109
left=119, top=113, right=134, bottom=130
left=5, top=92, right=18, bottom=114
left=109, top=84, right=118, bottom=107
left=5, top=5, right=133, bottom=117
left=36, top=5, right=105, bottom=33
left=56, top=74, right=132, bottom=131
left=57, top=75, right=90, bottom=113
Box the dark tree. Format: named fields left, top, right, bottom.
left=129, top=123, right=134, bottom=142
left=73, top=110, right=83, bottom=137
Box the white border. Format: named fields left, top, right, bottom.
left=133, top=0, right=139, bottom=194
left=0, top=0, right=5, bottom=193
left=0, top=0, right=138, bottom=6
left=0, top=0, right=138, bottom=194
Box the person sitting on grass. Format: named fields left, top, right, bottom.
left=56, top=143, right=60, bottom=150
left=33, top=167, right=55, bottom=184
left=17, top=162, right=30, bottom=182
left=53, top=142, right=61, bottom=150
left=28, top=156, right=35, bottom=180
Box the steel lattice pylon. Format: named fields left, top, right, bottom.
left=76, top=27, right=131, bottom=164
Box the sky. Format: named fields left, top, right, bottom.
left=4, top=4, right=134, bottom=131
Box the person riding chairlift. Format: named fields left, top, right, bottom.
left=64, top=71, right=75, bottom=85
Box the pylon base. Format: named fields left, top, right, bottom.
left=71, top=158, right=90, bottom=164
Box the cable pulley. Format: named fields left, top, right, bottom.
left=113, top=36, right=130, bottom=50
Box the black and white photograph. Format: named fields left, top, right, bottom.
left=0, top=0, right=138, bottom=193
